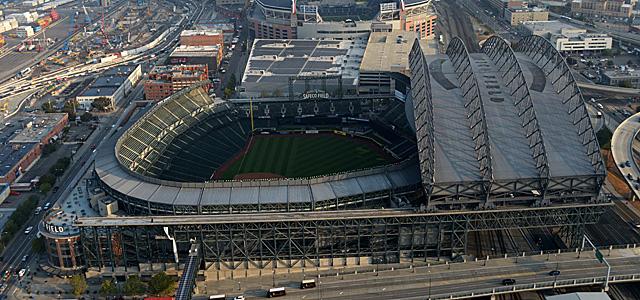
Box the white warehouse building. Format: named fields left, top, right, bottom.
left=521, top=21, right=611, bottom=52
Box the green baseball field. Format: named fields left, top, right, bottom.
left=218, top=135, right=392, bottom=180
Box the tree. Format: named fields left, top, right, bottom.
left=80, top=112, right=93, bottom=122
left=223, top=88, right=232, bottom=99
left=50, top=163, right=65, bottom=176
left=91, top=97, right=111, bottom=111
left=614, top=49, right=621, bottom=56
left=602, top=49, right=612, bottom=56
left=99, top=280, right=118, bottom=295
left=61, top=100, right=78, bottom=120
left=272, top=89, right=284, bottom=97
left=242, top=40, right=248, bottom=52
left=628, top=59, right=634, bottom=66
left=123, top=275, right=146, bottom=296
left=42, top=143, right=57, bottom=157
left=607, top=60, right=614, bottom=66
left=620, top=80, right=634, bottom=88
left=39, top=183, right=52, bottom=194
left=148, top=272, right=175, bottom=296
left=40, top=174, right=57, bottom=186
left=31, top=237, right=45, bottom=254
left=227, top=73, right=237, bottom=90
left=28, top=194, right=40, bottom=204
left=68, top=274, right=88, bottom=296
left=260, top=90, right=270, bottom=98
left=41, top=102, right=57, bottom=113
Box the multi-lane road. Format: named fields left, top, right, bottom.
left=611, top=112, right=640, bottom=200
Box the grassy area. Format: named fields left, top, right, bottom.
left=220, top=135, right=391, bottom=179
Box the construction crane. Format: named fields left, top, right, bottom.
left=83, top=5, right=92, bottom=25
left=62, top=7, right=77, bottom=51
left=101, top=12, right=112, bottom=48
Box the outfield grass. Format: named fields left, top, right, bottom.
left=219, top=135, right=391, bottom=179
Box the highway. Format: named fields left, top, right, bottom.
left=611, top=112, right=640, bottom=200
left=204, top=248, right=640, bottom=300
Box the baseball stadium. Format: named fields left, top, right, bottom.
left=41, top=36, right=610, bottom=279
left=96, top=82, right=420, bottom=215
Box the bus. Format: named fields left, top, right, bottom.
left=267, top=287, right=286, bottom=298
left=209, top=295, right=226, bottom=300
left=19, top=68, right=31, bottom=77
left=300, top=279, right=316, bottom=289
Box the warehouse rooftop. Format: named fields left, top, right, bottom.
left=361, top=31, right=419, bottom=75
left=243, top=39, right=362, bottom=86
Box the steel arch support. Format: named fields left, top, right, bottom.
left=446, top=37, right=494, bottom=206
left=409, top=39, right=436, bottom=203
left=481, top=36, right=551, bottom=203
left=514, top=36, right=606, bottom=180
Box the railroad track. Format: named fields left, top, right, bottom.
left=437, top=0, right=479, bottom=53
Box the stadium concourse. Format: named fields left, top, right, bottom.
left=41, top=36, right=610, bottom=281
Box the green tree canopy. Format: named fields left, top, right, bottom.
left=99, top=280, right=118, bottom=295
left=148, top=272, right=176, bottom=296
left=68, top=274, right=88, bottom=296
left=223, top=88, right=232, bottom=99
left=39, top=174, right=57, bottom=186
left=41, top=102, right=57, bottom=113
left=31, top=237, right=45, bottom=254
left=80, top=112, right=93, bottom=122
left=42, top=143, right=57, bottom=157
left=91, top=97, right=111, bottom=111
left=273, top=89, right=284, bottom=97
left=39, top=183, right=52, bottom=194
left=123, top=275, right=146, bottom=296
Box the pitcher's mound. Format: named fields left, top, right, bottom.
left=233, top=173, right=286, bottom=180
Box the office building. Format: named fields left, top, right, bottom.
left=505, top=6, right=548, bottom=25
left=144, top=64, right=209, bottom=101
left=522, top=21, right=611, bottom=52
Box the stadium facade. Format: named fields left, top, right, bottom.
left=40, top=36, right=611, bottom=279
left=247, top=0, right=437, bottom=40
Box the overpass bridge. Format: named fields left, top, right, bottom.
left=200, top=245, right=640, bottom=299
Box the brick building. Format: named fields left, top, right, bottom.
left=0, top=113, right=69, bottom=185
left=180, top=30, right=224, bottom=46
left=571, top=0, right=632, bottom=18
left=144, top=64, right=209, bottom=101
left=169, top=45, right=223, bottom=75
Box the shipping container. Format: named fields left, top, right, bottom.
left=34, top=25, right=41, bottom=32
left=0, top=34, right=4, bottom=47
left=49, top=10, right=59, bottom=21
